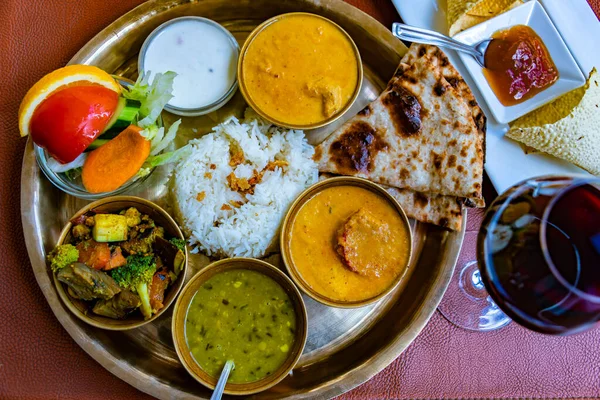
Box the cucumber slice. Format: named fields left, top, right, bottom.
left=101, top=97, right=141, bottom=139
left=86, top=139, right=110, bottom=151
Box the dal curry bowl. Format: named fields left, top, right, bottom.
left=281, top=177, right=413, bottom=308
left=50, top=196, right=188, bottom=330
left=238, top=12, right=363, bottom=130
left=172, top=258, right=307, bottom=395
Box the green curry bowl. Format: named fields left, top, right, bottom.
left=172, top=258, right=308, bottom=396
left=52, top=196, right=188, bottom=330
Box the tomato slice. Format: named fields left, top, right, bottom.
left=30, top=85, right=119, bottom=163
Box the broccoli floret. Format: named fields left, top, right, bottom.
left=169, top=238, right=186, bottom=252
left=47, top=244, right=79, bottom=272
left=110, top=255, right=156, bottom=319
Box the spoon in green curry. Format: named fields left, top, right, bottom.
left=210, top=360, right=235, bottom=400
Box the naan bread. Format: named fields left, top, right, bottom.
left=507, top=69, right=600, bottom=175
left=384, top=187, right=464, bottom=231
left=402, top=44, right=486, bottom=150
left=319, top=174, right=465, bottom=231
left=314, top=51, right=485, bottom=207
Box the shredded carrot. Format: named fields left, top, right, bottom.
left=82, top=125, right=151, bottom=193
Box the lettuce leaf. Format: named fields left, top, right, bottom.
left=139, top=119, right=181, bottom=156
left=121, top=71, right=176, bottom=128
left=137, top=144, right=191, bottom=178
left=151, top=119, right=181, bottom=156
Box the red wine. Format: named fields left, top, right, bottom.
left=478, top=178, right=600, bottom=335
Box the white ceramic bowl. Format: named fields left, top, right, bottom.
left=453, top=0, right=586, bottom=124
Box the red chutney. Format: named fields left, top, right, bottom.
left=483, top=25, right=558, bottom=106
left=30, top=85, right=119, bottom=163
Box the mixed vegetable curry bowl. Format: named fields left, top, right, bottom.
left=48, top=196, right=188, bottom=330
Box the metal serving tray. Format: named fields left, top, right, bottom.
left=21, top=0, right=464, bottom=398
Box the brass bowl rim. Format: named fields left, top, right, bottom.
left=138, top=15, right=240, bottom=116
left=53, top=195, right=188, bottom=331
left=280, top=177, right=414, bottom=308
left=171, top=257, right=308, bottom=395
left=237, top=11, right=363, bottom=130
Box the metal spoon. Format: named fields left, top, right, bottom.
left=392, top=22, right=492, bottom=67
left=210, top=360, right=235, bottom=400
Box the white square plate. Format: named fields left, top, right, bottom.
left=391, top=0, right=598, bottom=193
left=453, top=1, right=586, bottom=124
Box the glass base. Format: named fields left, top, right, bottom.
left=438, top=261, right=512, bottom=331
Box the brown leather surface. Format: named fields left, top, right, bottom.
left=1, top=1, right=600, bottom=399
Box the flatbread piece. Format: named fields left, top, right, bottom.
left=314, top=51, right=485, bottom=207
left=402, top=44, right=486, bottom=159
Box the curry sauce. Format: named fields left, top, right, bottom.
left=241, top=14, right=360, bottom=126
left=288, top=186, right=411, bottom=303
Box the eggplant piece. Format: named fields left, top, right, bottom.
left=122, top=226, right=164, bottom=255
left=153, top=236, right=185, bottom=274
left=92, top=290, right=141, bottom=319
left=57, top=262, right=121, bottom=301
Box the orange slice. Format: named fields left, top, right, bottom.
left=18, top=64, right=120, bottom=137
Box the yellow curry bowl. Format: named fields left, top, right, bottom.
left=52, top=196, right=188, bottom=331
left=171, top=258, right=308, bottom=396
left=280, top=177, right=414, bottom=308
left=237, top=12, right=363, bottom=130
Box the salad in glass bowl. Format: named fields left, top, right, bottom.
left=19, top=65, right=189, bottom=199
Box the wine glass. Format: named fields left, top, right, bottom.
left=438, top=175, right=600, bottom=334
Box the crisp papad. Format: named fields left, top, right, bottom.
left=507, top=69, right=600, bottom=176
left=448, top=0, right=523, bottom=36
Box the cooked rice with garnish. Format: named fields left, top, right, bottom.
left=173, top=110, right=318, bottom=258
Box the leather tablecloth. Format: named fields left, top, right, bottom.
left=1, top=1, right=600, bottom=399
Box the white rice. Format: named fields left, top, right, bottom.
left=173, top=110, right=318, bottom=258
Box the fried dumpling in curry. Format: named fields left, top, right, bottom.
left=314, top=49, right=485, bottom=208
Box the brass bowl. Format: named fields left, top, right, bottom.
left=280, top=177, right=414, bottom=308
left=52, top=196, right=188, bottom=330
left=171, top=258, right=308, bottom=396
left=237, top=12, right=363, bottom=130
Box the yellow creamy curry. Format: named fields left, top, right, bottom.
left=289, top=185, right=411, bottom=303
left=241, top=14, right=360, bottom=126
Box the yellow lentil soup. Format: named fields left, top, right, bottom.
left=240, top=13, right=360, bottom=127
left=185, top=269, right=296, bottom=383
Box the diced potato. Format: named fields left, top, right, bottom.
left=123, top=207, right=141, bottom=227
left=92, top=214, right=128, bottom=242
